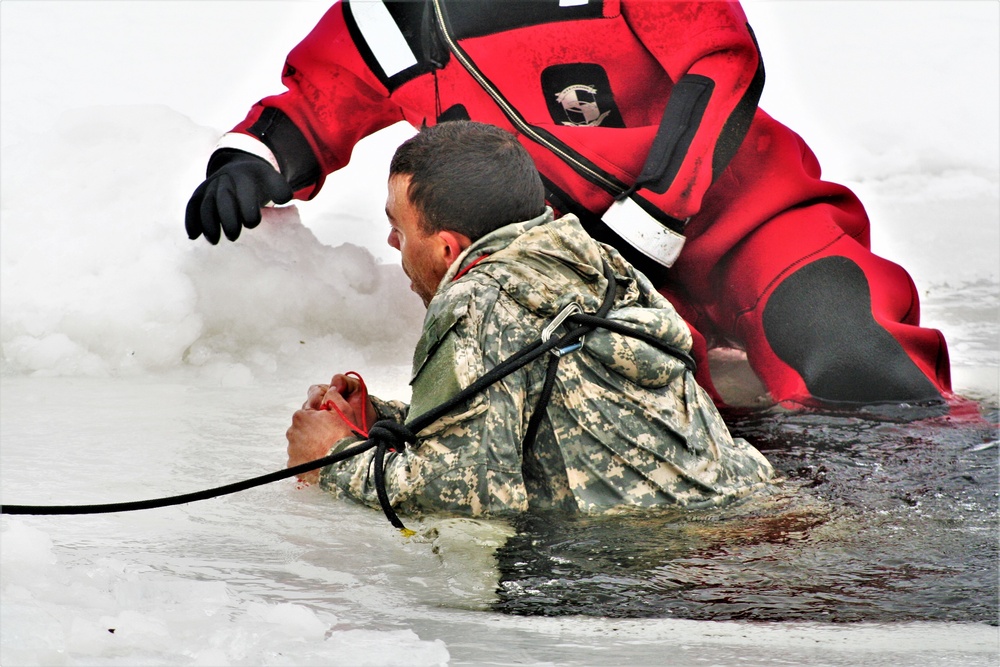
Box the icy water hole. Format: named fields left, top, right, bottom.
left=493, top=399, right=999, bottom=623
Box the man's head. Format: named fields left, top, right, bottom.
left=385, top=121, right=546, bottom=305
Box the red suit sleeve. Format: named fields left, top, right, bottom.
left=620, top=0, right=764, bottom=220
left=228, top=2, right=405, bottom=200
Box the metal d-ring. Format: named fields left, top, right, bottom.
left=542, top=303, right=584, bottom=356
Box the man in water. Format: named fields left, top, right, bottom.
left=285, top=121, right=773, bottom=517
left=186, top=0, right=951, bottom=410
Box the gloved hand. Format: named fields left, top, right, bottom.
left=185, top=149, right=294, bottom=244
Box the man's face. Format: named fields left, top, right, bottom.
left=386, top=174, right=449, bottom=307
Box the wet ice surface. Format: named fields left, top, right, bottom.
left=1, top=372, right=998, bottom=666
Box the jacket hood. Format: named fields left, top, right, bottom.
left=431, top=210, right=693, bottom=390
left=441, top=209, right=628, bottom=318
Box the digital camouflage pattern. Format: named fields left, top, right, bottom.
left=319, top=210, right=774, bottom=516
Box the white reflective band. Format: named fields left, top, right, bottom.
left=214, top=133, right=281, bottom=174
left=559, top=0, right=589, bottom=6
left=601, top=197, right=687, bottom=268
left=351, top=0, right=418, bottom=77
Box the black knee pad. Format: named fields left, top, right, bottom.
left=762, top=256, right=941, bottom=405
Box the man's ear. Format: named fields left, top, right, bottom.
left=437, top=230, right=472, bottom=265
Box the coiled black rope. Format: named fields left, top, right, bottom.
left=2, top=260, right=695, bottom=533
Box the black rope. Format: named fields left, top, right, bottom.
left=1, top=440, right=376, bottom=516
left=521, top=260, right=619, bottom=457
left=521, top=354, right=561, bottom=460
left=368, top=419, right=418, bottom=530
left=2, top=260, right=698, bottom=533
left=366, top=260, right=622, bottom=529
left=568, top=313, right=697, bottom=372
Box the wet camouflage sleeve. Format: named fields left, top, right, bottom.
left=319, top=214, right=773, bottom=517
left=370, top=395, right=408, bottom=424
left=319, top=288, right=536, bottom=515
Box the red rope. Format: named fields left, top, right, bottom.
left=321, top=255, right=488, bottom=438
left=322, top=371, right=370, bottom=438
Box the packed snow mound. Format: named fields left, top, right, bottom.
left=0, top=106, right=424, bottom=381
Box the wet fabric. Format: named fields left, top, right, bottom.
left=319, top=211, right=774, bottom=516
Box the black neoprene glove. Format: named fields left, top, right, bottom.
left=185, top=149, right=295, bottom=244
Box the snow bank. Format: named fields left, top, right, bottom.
left=0, top=106, right=424, bottom=381
left=0, top=519, right=451, bottom=666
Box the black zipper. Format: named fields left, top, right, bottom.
left=430, top=0, right=631, bottom=198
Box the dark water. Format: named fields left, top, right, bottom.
left=493, top=398, right=999, bottom=623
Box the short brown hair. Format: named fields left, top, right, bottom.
left=389, top=121, right=546, bottom=240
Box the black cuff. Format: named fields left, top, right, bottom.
left=247, top=107, right=322, bottom=192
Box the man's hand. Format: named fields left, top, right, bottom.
left=302, top=383, right=331, bottom=410
left=286, top=407, right=355, bottom=486
left=286, top=373, right=376, bottom=485
left=324, top=373, right=378, bottom=429
left=185, top=149, right=294, bottom=244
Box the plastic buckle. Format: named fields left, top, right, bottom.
left=542, top=303, right=584, bottom=356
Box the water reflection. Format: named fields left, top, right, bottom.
left=494, top=400, right=999, bottom=623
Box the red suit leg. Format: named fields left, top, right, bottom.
left=663, top=113, right=951, bottom=408
left=724, top=214, right=951, bottom=407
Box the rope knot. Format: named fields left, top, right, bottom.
left=370, top=419, right=417, bottom=531
left=368, top=419, right=416, bottom=453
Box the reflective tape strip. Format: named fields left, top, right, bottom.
left=559, top=0, right=589, bottom=6
left=350, top=0, right=418, bottom=77
left=214, top=133, right=281, bottom=173
left=601, top=197, right=687, bottom=268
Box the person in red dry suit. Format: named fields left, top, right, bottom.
left=185, top=0, right=952, bottom=410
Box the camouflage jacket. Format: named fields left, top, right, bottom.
left=319, top=210, right=773, bottom=516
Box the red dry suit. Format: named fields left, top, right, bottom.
left=218, top=0, right=951, bottom=408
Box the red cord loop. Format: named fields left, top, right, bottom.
left=322, top=371, right=370, bottom=438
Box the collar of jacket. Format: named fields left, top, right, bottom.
left=432, top=207, right=629, bottom=321
left=438, top=207, right=554, bottom=285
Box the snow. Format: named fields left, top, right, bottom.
left=1, top=1, right=998, bottom=665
